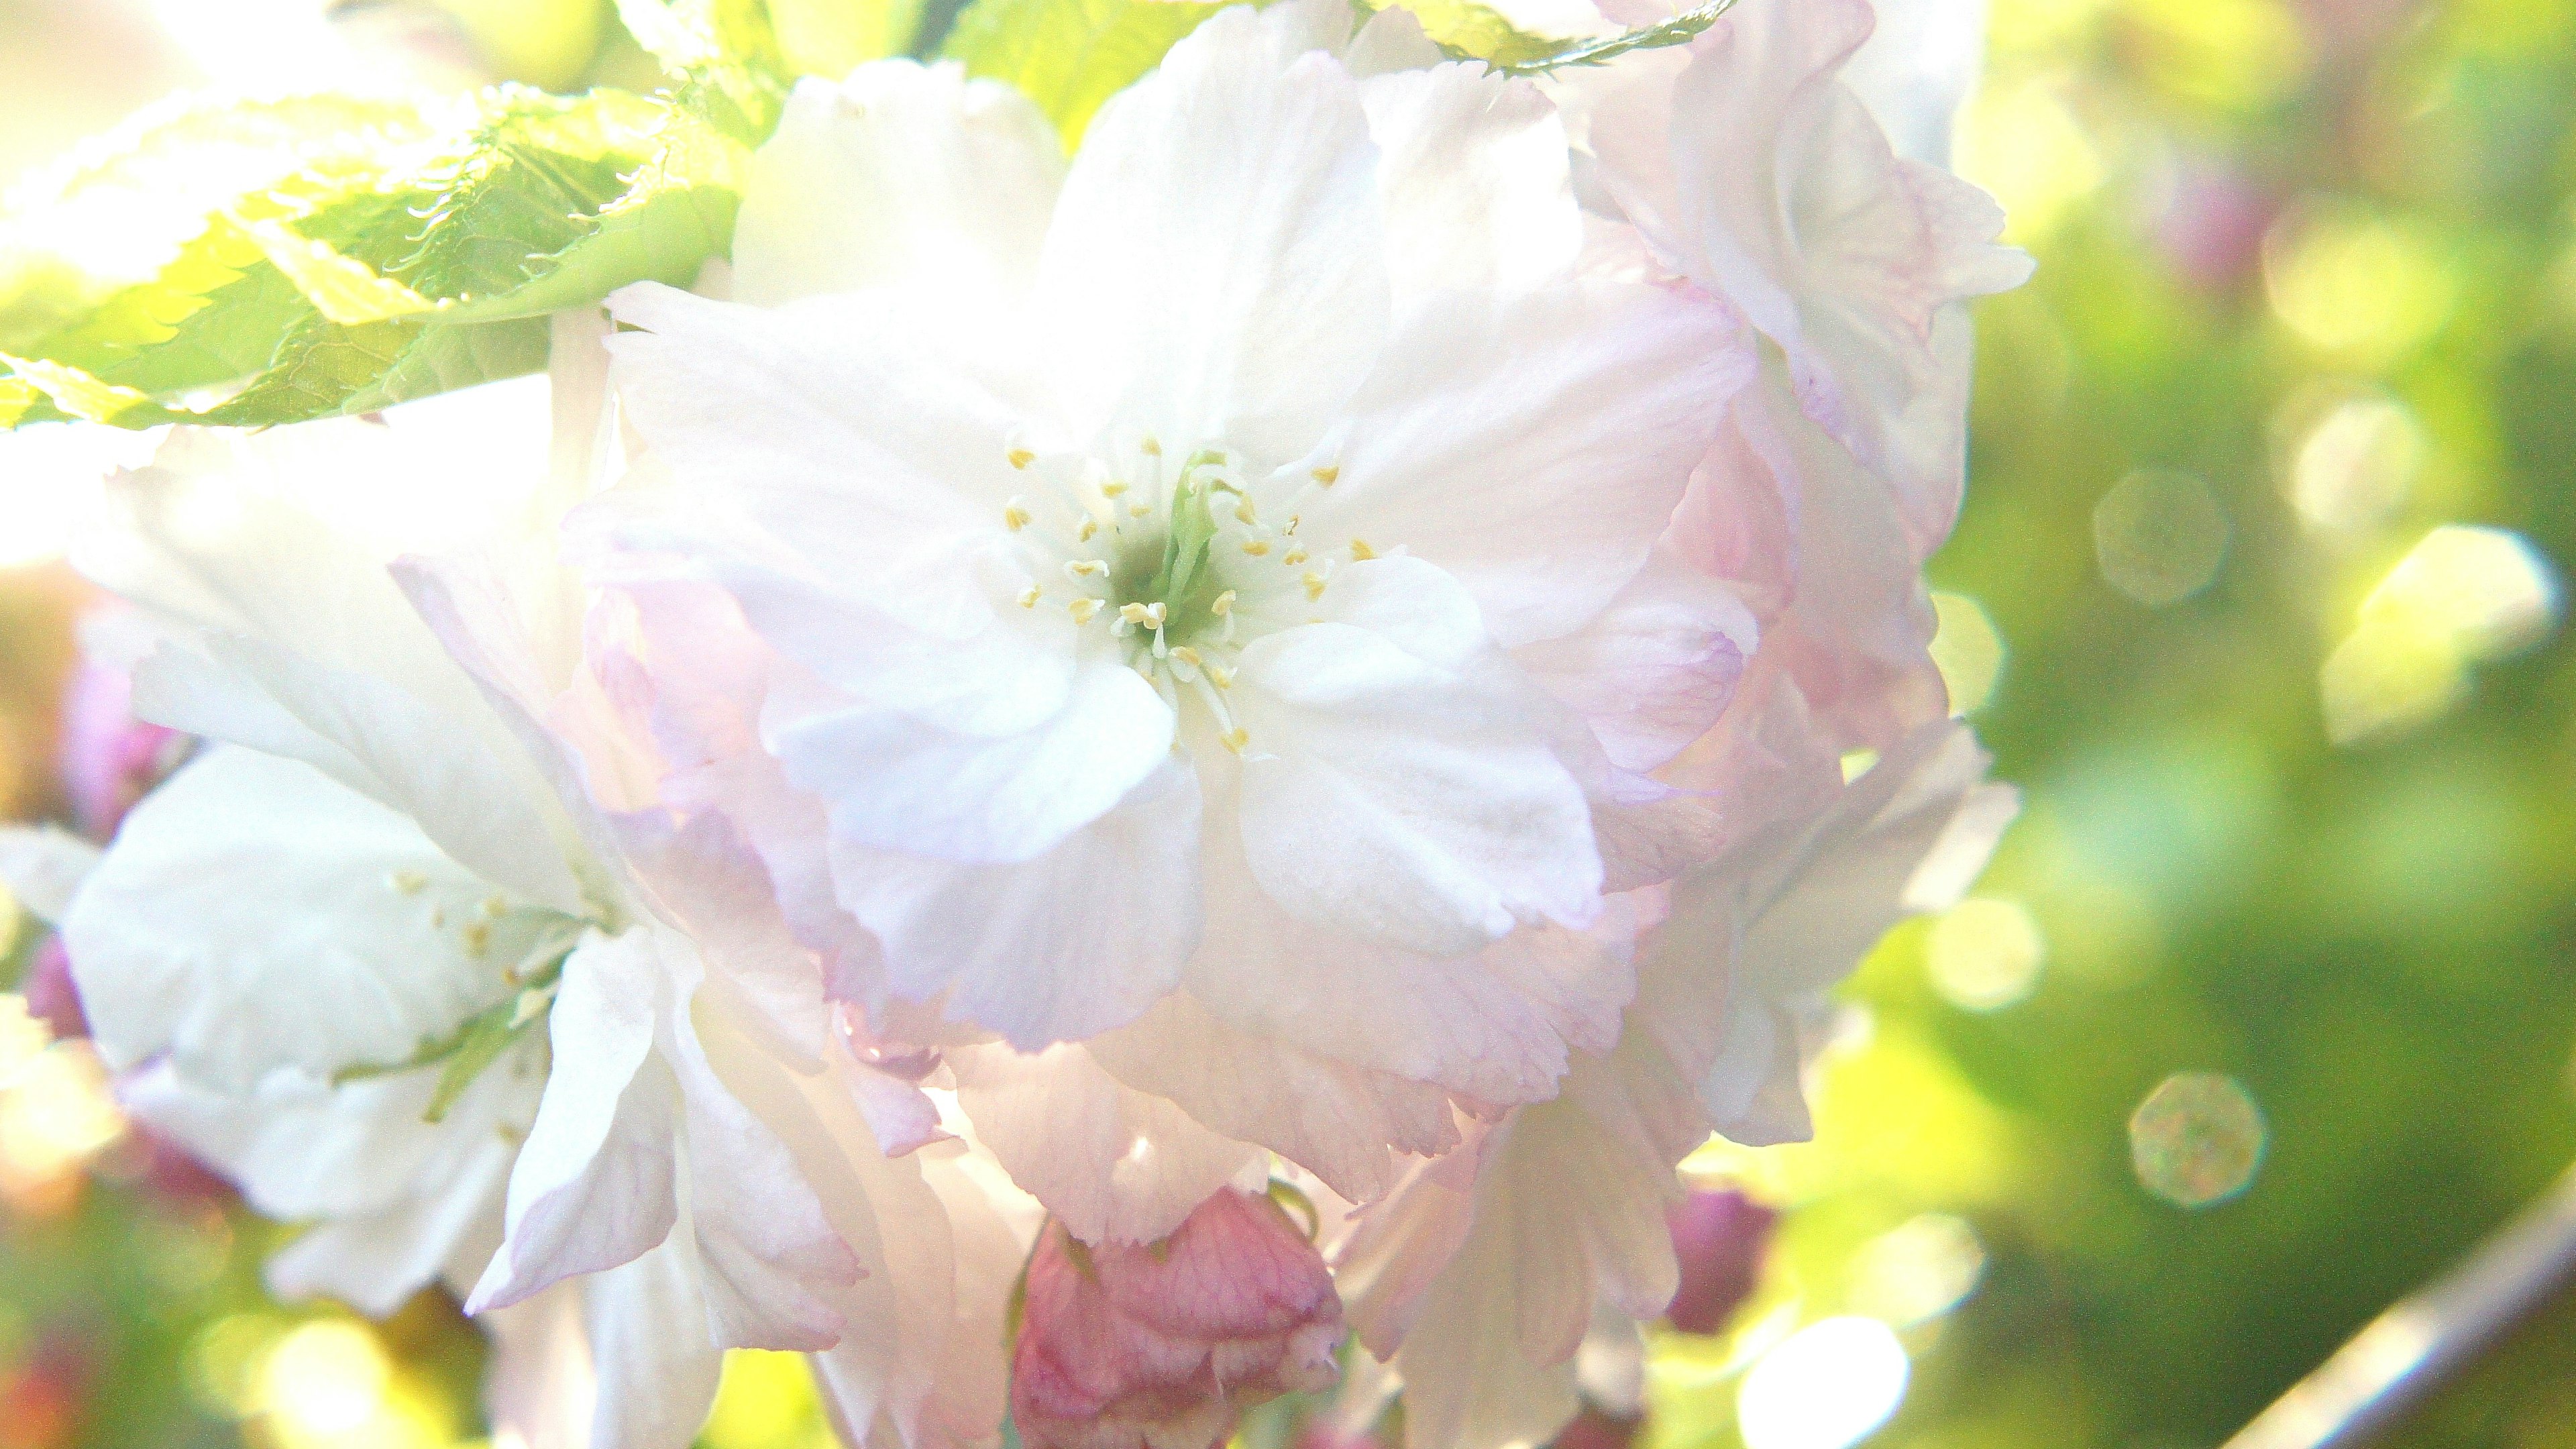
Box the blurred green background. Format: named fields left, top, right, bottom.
left=1, top=0, right=2571, bottom=1446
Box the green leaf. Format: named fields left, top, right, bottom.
left=1, top=85, right=747, bottom=432
left=1356, top=0, right=1733, bottom=74
left=942, top=0, right=1226, bottom=147
left=0, top=93, right=442, bottom=354
left=1491, top=0, right=1734, bottom=74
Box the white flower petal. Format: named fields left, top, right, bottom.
left=1360, top=63, right=1582, bottom=300
left=63, top=747, right=519, bottom=1089
left=948, top=1042, right=1260, bottom=1246
left=1036, top=3, right=1390, bottom=457
left=1515, top=550, right=1758, bottom=775
left=775, top=655, right=1175, bottom=865
left=0, top=825, right=99, bottom=922
left=735, top=63, right=1064, bottom=307
left=1233, top=559, right=1600, bottom=953
left=828, top=755, right=1201, bottom=1047
left=470, top=929, right=678, bottom=1316
left=1640, top=719, right=2017, bottom=1137
left=583, top=1242, right=728, bottom=1449
left=1087, top=990, right=1460, bottom=1205
left=1311, top=282, right=1746, bottom=647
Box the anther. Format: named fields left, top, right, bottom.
left=1170, top=646, right=1203, bottom=669
left=1008, top=447, right=1036, bottom=470
left=1101, top=480, right=1129, bottom=499
left=1242, top=540, right=1271, bottom=557
left=1303, top=572, right=1328, bottom=600
left=1119, top=602, right=1167, bottom=629
left=464, top=920, right=492, bottom=957
left=1222, top=727, right=1251, bottom=754
left=1004, top=498, right=1032, bottom=531
left=1205, top=661, right=1236, bottom=690
left=1018, top=586, right=1042, bottom=609
left=1311, top=465, right=1339, bottom=486
left=1130, top=500, right=1152, bottom=517
left=1350, top=539, right=1377, bottom=561
left=1065, top=559, right=1107, bottom=580
left=1068, top=598, right=1102, bottom=625
left=1077, top=518, right=1099, bottom=542
left=1140, top=437, right=1162, bottom=458
left=1234, top=496, right=1258, bottom=525
left=1281, top=549, right=1307, bottom=566
left=1211, top=590, right=1236, bottom=616
left=388, top=869, right=428, bottom=895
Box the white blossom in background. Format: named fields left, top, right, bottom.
left=3, top=343, right=1026, bottom=1449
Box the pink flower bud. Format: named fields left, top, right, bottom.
left=1013, top=1189, right=1346, bottom=1449
left=1552, top=1406, right=1643, bottom=1449
left=21, top=936, right=87, bottom=1042
left=1664, top=1190, right=1777, bottom=1335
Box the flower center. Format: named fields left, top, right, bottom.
left=998, top=435, right=1376, bottom=753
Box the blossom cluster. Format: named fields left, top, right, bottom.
left=0, top=0, right=2025, bottom=1444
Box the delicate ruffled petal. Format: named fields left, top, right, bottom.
left=1233, top=558, right=1599, bottom=954
left=478, top=1285, right=594, bottom=1449
left=602, top=283, right=1044, bottom=580
left=828, top=756, right=1202, bottom=1047
left=734, top=63, right=1064, bottom=307
left=1087, top=991, right=1460, bottom=1206
left=1036, top=2, right=1390, bottom=458
left=1640, top=720, right=2017, bottom=1137
left=470, top=928, right=678, bottom=1316
left=774, top=652, right=1175, bottom=865
left=1187, top=818, right=1634, bottom=1107
left=1841, top=0, right=1990, bottom=165
left=1513, top=550, right=1756, bottom=775
left=1307, top=282, right=1746, bottom=647
left=948, top=1042, right=1262, bottom=1245
left=1360, top=63, right=1581, bottom=300
left=123, top=1057, right=529, bottom=1316
left=583, top=1242, right=727, bottom=1449
left=62, top=748, right=526, bottom=1088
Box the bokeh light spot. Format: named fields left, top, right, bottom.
left=1737, top=1317, right=1910, bottom=1449
left=256, top=1320, right=388, bottom=1440
left=1926, top=898, right=2046, bottom=1011
left=2290, top=395, right=2422, bottom=535
left=2094, top=469, right=2230, bottom=606
left=2129, top=1072, right=2267, bottom=1208
left=1847, top=1214, right=1988, bottom=1327
left=2321, top=525, right=2563, bottom=744
left=2263, top=207, right=2457, bottom=364
left=1928, top=592, right=2006, bottom=714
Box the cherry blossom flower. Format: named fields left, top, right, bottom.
left=578, top=0, right=1758, bottom=1244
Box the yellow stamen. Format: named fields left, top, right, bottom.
left=1242, top=540, right=1271, bottom=557
left=1008, top=447, right=1035, bottom=470
left=1065, top=559, right=1107, bottom=579
left=1211, top=590, right=1236, bottom=616
left=1069, top=598, right=1102, bottom=625
left=1281, top=549, right=1307, bottom=566
left=1311, top=465, right=1338, bottom=486
left=1302, top=572, right=1328, bottom=600
left=1018, top=586, right=1042, bottom=609
left=1349, top=539, right=1377, bottom=561
left=1222, top=727, right=1251, bottom=754
left=1004, top=502, right=1032, bottom=531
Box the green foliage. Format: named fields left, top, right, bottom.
left=0, top=85, right=745, bottom=431
left=941, top=0, right=1228, bottom=146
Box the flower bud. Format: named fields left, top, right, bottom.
left=1013, top=1188, right=1346, bottom=1449
left=1664, top=1190, right=1777, bottom=1335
